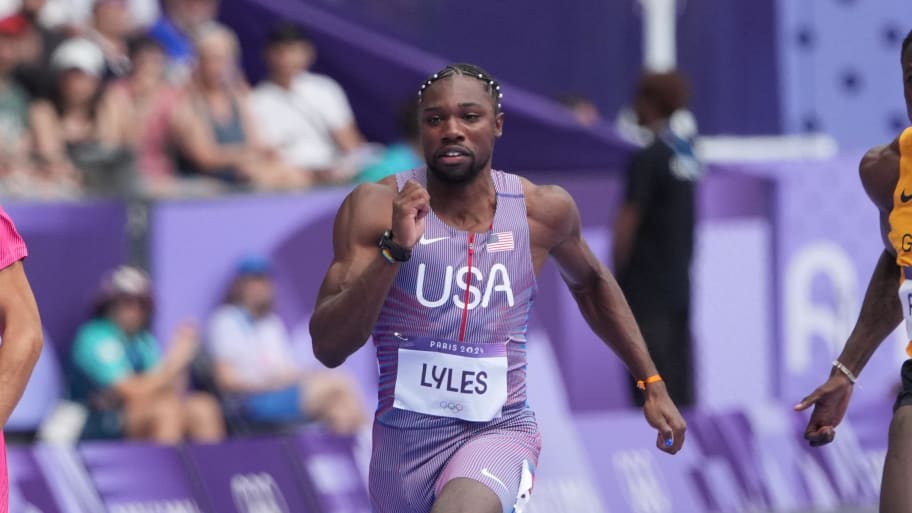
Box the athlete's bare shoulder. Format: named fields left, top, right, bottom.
left=349, top=175, right=397, bottom=203
left=343, top=176, right=398, bottom=215
left=519, top=176, right=579, bottom=252
left=860, top=138, right=900, bottom=212
left=333, top=175, right=398, bottom=250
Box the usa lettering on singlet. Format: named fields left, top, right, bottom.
left=371, top=168, right=536, bottom=424
left=889, top=127, right=912, bottom=356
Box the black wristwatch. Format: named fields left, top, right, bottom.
left=378, top=230, right=411, bottom=263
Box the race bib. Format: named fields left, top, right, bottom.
left=393, top=337, right=508, bottom=422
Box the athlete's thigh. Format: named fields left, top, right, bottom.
left=370, top=419, right=461, bottom=513
left=881, top=406, right=912, bottom=513
left=431, top=477, right=501, bottom=513
left=433, top=430, right=540, bottom=513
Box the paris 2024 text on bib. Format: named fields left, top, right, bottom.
left=393, top=337, right=508, bottom=422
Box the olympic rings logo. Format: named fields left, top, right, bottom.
left=230, top=472, right=290, bottom=513
left=440, top=401, right=464, bottom=412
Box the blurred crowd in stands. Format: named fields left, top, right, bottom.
left=64, top=258, right=366, bottom=444
left=0, top=0, right=608, bottom=200
left=4, top=0, right=614, bottom=445
left=0, top=0, right=395, bottom=199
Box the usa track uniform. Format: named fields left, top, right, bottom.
left=369, top=168, right=541, bottom=513
left=0, top=205, right=28, bottom=512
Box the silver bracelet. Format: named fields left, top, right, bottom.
left=832, top=360, right=858, bottom=384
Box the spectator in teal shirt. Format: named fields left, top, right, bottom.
left=70, top=266, right=225, bottom=443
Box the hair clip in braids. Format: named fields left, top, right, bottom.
left=417, top=63, right=504, bottom=111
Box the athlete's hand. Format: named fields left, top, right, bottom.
left=391, top=179, right=430, bottom=249
left=794, top=373, right=854, bottom=447
left=642, top=382, right=686, bottom=454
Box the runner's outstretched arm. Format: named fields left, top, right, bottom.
left=795, top=249, right=901, bottom=444
left=833, top=249, right=901, bottom=379
left=796, top=144, right=903, bottom=445
left=534, top=184, right=686, bottom=454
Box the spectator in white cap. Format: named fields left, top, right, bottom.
left=30, top=37, right=134, bottom=194
left=49, top=36, right=105, bottom=75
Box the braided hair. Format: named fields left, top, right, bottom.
left=417, top=63, right=503, bottom=113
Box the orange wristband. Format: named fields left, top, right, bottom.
left=636, top=374, right=663, bottom=390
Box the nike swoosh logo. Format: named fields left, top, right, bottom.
left=481, top=468, right=509, bottom=493
left=419, top=236, right=449, bottom=245
left=902, top=190, right=912, bottom=203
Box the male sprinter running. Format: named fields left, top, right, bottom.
left=0, top=205, right=43, bottom=512
left=796, top=29, right=912, bottom=513
left=310, top=63, right=686, bottom=513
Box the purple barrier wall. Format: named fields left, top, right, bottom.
left=574, top=410, right=707, bottom=513
left=182, top=437, right=319, bottom=513
left=8, top=446, right=66, bottom=513
left=6, top=404, right=880, bottom=513
left=79, top=442, right=205, bottom=512
left=9, top=444, right=108, bottom=513
left=573, top=403, right=879, bottom=513
left=10, top=432, right=372, bottom=513
left=2, top=200, right=128, bottom=354
left=291, top=430, right=371, bottom=513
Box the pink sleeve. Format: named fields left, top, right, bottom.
left=0, top=205, right=27, bottom=270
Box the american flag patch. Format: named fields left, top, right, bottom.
left=486, top=231, right=514, bottom=252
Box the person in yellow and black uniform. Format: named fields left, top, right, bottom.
left=796, top=29, right=912, bottom=513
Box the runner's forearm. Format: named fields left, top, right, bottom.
left=569, top=266, right=658, bottom=380
left=836, top=250, right=903, bottom=377
left=310, top=255, right=401, bottom=367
